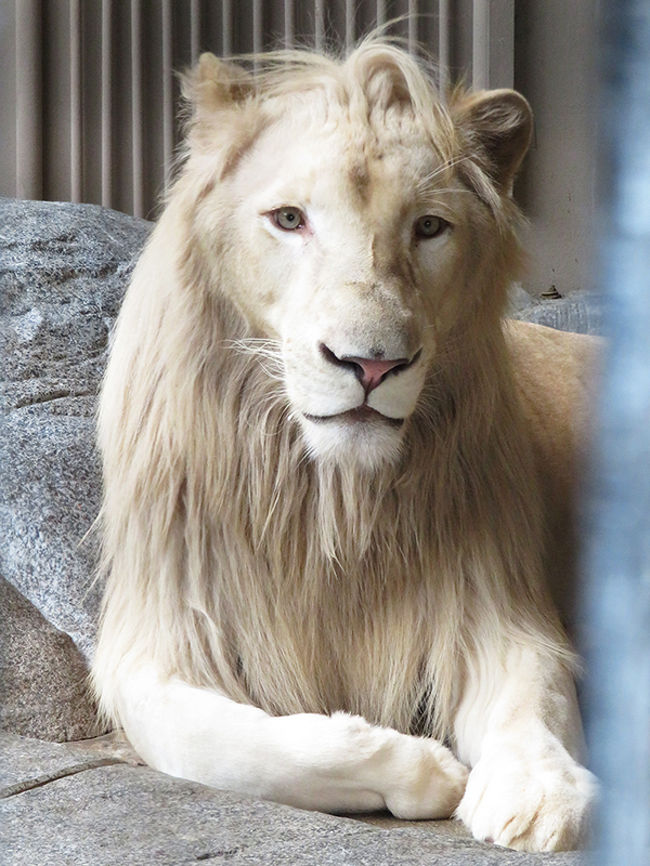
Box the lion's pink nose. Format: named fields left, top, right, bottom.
left=343, top=356, right=407, bottom=392
left=320, top=344, right=414, bottom=394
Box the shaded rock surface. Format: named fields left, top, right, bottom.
left=0, top=197, right=152, bottom=659
left=0, top=577, right=100, bottom=741
left=0, top=733, right=587, bottom=866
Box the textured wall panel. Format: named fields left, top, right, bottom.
left=7, top=0, right=513, bottom=218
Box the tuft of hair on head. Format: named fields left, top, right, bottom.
left=180, top=35, right=445, bottom=125
left=344, top=33, right=443, bottom=110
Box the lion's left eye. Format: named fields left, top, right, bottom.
left=271, top=207, right=305, bottom=231
left=414, top=215, right=449, bottom=239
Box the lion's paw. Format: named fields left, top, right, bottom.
left=384, top=736, right=469, bottom=820
left=456, top=745, right=597, bottom=851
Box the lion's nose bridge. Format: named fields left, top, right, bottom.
left=337, top=279, right=422, bottom=359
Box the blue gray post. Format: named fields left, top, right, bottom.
left=582, top=2, right=650, bottom=864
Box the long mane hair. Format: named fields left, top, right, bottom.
left=93, top=39, right=572, bottom=743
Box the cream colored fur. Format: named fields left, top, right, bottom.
left=93, top=40, right=598, bottom=852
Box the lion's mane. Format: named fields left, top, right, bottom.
left=93, top=40, right=572, bottom=743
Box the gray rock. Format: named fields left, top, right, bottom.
left=0, top=733, right=586, bottom=866
left=0, top=577, right=101, bottom=741
left=0, top=732, right=140, bottom=795
left=0, top=197, right=151, bottom=659
left=510, top=289, right=605, bottom=336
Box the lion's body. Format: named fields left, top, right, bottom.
left=507, top=321, right=599, bottom=622
left=93, top=41, right=598, bottom=851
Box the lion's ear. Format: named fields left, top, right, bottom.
left=452, top=89, right=533, bottom=193
left=181, top=52, right=253, bottom=116
left=180, top=53, right=260, bottom=167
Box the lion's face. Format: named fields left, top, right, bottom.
left=187, top=61, right=530, bottom=468
left=210, top=113, right=474, bottom=467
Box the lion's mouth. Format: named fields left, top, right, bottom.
left=303, top=405, right=404, bottom=427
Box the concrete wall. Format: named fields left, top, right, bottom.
left=515, top=0, right=599, bottom=297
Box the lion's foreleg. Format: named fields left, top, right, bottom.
left=453, top=644, right=597, bottom=852
left=116, top=662, right=468, bottom=818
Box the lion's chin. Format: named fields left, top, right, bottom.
left=299, top=407, right=406, bottom=470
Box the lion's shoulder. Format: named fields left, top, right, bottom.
left=503, top=320, right=602, bottom=620
left=504, top=317, right=602, bottom=501
left=504, top=318, right=601, bottom=442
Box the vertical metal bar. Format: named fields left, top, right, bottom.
left=376, top=0, right=387, bottom=28
left=314, top=0, right=325, bottom=50
left=190, top=0, right=200, bottom=63
left=131, top=0, right=143, bottom=217
left=252, top=0, right=263, bottom=54
left=345, top=0, right=355, bottom=50
left=162, top=0, right=173, bottom=196
left=438, top=0, right=451, bottom=93
left=472, top=0, right=514, bottom=90
left=491, top=0, right=514, bottom=89
left=15, top=0, right=43, bottom=199
left=284, top=0, right=294, bottom=48
left=222, top=0, right=232, bottom=58
left=69, top=0, right=82, bottom=202
left=408, top=0, right=418, bottom=52
left=101, top=0, right=112, bottom=208
left=472, top=0, right=490, bottom=89
left=584, top=5, right=650, bottom=865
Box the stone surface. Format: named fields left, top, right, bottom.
left=0, top=732, right=140, bottom=795
left=0, top=197, right=152, bottom=659
left=0, top=734, right=587, bottom=866
left=0, top=577, right=100, bottom=741
left=509, top=287, right=605, bottom=336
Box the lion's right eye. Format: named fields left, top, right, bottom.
left=414, top=215, right=449, bottom=239
left=271, top=207, right=305, bottom=231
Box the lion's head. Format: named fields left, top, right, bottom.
left=173, top=42, right=532, bottom=468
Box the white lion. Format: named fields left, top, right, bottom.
left=93, top=40, right=598, bottom=851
